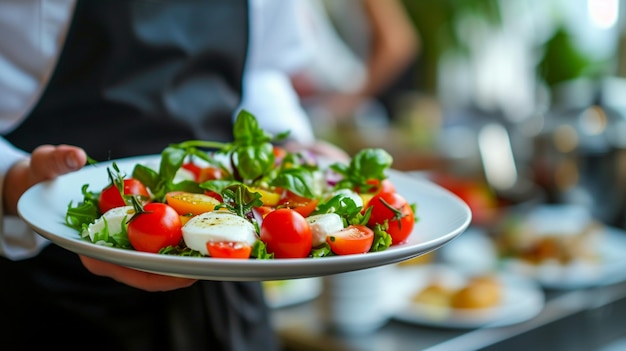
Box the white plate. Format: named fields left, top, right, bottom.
left=17, top=155, right=471, bottom=281
left=500, top=226, right=626, bottom=290
left=389, top=264, right=544, bottom=329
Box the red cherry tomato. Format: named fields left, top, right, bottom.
left=356, top=178, right=396, bottom=207
left=99, top=178, right=149, bottom=214
left=367, top=192, right=415, bottom=245
left=260, top=208, right=312, bottom=259
left=127, top=203, right=183, bottom=253
left=356, top=178, right=396, bottom=195
left=326, top=225, right=374, bottom=255
left=278, top=191, right=318, bottom=218
left=370, top=178, right=396, bottom=195
left=206, top=241, right=252, bottom=259
left=182, top=162, right=203, bottom=181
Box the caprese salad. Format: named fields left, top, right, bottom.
left=65, top=110, right=418, bottom=259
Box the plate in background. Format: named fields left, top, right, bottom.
left=388, top=264, right=544, bottom=329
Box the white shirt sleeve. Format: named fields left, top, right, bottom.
left=0, top=137, right=49, bottom=260
left=238, top=0, right=316, bottom=145
left=0, top=0, right=75, bottom=260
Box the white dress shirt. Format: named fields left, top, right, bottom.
left=0, top=0, right=316, bottom=259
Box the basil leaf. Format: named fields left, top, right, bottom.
left=232, top=143, right=274, bottom=181
left=330, top=148, right=393, bottom=191
left=270, top=168, right=315, bottom=199
left=65, top=184, right=100, bottom=230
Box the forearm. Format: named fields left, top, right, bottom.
left=360, top=0, right=419, bottom=97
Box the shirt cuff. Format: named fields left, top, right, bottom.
left=0, top=137, right=48, bottom=260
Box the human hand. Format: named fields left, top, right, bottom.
left=80, top=255, right=197, bottom=291
left=4, top=144, right=197, bottom=291
left=3, top=144, right=87, bottom=215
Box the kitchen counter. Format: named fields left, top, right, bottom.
left=271, top=277, right=626, bottom=351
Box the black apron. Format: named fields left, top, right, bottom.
left=2, top=1, right=279, bottom=350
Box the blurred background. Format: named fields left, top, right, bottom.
left=270, top=1, right=626, bottom=350
left=299, top=0, right=626, bottom=230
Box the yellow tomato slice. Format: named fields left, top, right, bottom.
left=359, top=193, right=375, bottom=208
left=179, top=214, right=193, bottom=226
left=248, top=187, right=281, bottom=207
left=165, top=191, right=220, bottom=216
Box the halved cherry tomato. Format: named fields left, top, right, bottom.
left=253, top=206, right=275, bottom=219
left=127, top=203, right=182, bottom=253
left=99, top=178, right=149, bottom=214
left=206, top=241, right=252, bottom=259
left=198, top=166, right=224, bottom=182
left=260, top=208, right=312, bottom=258
left=278, top=191, right=318, bottom=217
left=367, top=191, right=415, bottom=245
left=326, top=225, right=374, bottom=255
left=165, top=191, right=220, bottom=216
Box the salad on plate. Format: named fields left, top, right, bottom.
left=64, top=110, right=418, bottom=260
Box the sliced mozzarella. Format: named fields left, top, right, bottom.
left=182, top=211, right=257, bottom=255
left=83, top=206, right=135, bottom=242
left=174, top=167, right=196, bottom=182
left=306, top=213, right=344, bottom=246
left=144, top=161, right=197, bottom=182
left=310, top=169, right=327, bottom=197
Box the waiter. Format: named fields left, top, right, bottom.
left=0, top=1, right=340, bottom=350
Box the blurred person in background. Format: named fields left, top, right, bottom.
left=0, top=1, right=347, bottom=350
left=291, top=0, right=420, bottom=125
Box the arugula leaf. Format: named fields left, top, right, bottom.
left=310, top=243, right=333, bottom=257
left=313, top=194, right=365, bottom=227
left=250, top=240, right=274, bottom=259
left=65, top=184, right=100, bottom=230
left=217, top=184, right=264, bottom=219
left=159, top=246, right=204, bottom=257
left=370, top=223, right=392, bottom=252
left=86, top=215, right=133, bottom=249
